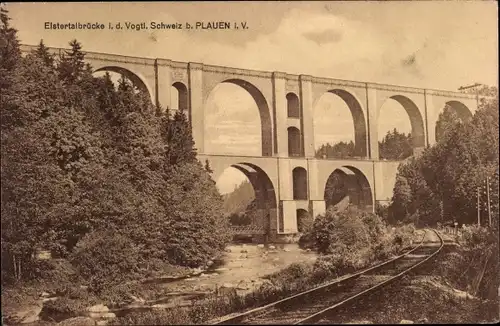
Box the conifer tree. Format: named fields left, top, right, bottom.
left=33, top=39, right=55, bottom=67
left=58, top=39, right=86, bottom=83
left=166, top=109, right=197, bottom=165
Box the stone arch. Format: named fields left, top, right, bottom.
left=445, top=100, right=473, bottom=121
left=171, top=82, right=188, bottom=112
left=324, top=166, right=373, bottom=212
left=434, top=100, right=473, bottom=143
left=93, top=66, right=153, bottom=102
left=292, top=167, right=308, bottom=200
left=208, top=79, right=273, bottom=157
left=296, top=209, right=312, bottom=233
left=314, top=89, right=368, bottom=157
left=215, top=162, right=278, bottom=235
left=287, top=92, right=300, bottom=118
left=383, top=95, right=425, bottom=151
left=287, top=126, right=302, bottom=157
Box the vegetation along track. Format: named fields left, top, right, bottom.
left=213, top=229, right=443, bottom=325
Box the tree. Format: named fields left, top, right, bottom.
left=1, top=21, right=230, bottom=286
left=390, top=174, right=412, bottom=222
left=33, top=39, right=55, bottom=67
left=324, top=172, right=348, bottom=209
left=379, top=129, right=413, bottom=160
left=58, top=39, right=86, bottom=83
left=0, top=7, right=21, bottom=90
left=435, top=104, right=462, bottom=143
left=389, top=86, right=499, bottom=228
left=166, top=110, right=197, bottom=165
left=315, top=141, right=356, bottom=159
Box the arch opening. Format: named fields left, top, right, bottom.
left=288, top=126, right=303, bottom=157
left=296, top=209, right=312, bottom=233
left=216, top=163, right=277, bottom=239
left=434, top=101, right=473, bottom=143
left=324, top=166, right=373, bottom=212
left=205, top=79, right=272, bottom=157
left=287, top=92, right=300, bottom=118
left=292, top=167, right=308, bottom=200
left=313, top=90, right=367, bottom=159
left=94, top=66, right=152, bottom=102
left=378, top=95, right=424, bottom=160
left=171, top=82, right=188, bottom=113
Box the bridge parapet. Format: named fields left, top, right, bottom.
left=19, top=43, right=481, bottom=100
left=203, top=64, right=272, bottom=79
left=311, top=76, right=366, bottom=89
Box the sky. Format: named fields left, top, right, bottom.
left=6, top=1, right=498, bottom=194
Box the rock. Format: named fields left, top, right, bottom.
left=185, top=278, right=196, bottom=281
left=214, top=267, right=228, bottom=272
left=57, top=317, right=96, bottom=326
left=42, top=296, right=59, bottom=303
left=306, top=248, right=311, bottom=252
left=237, top=285, right=249, bottom=290
left=87, top=304, right=109, bottom=313
left=269, top=245, right=276, bottom=250
left=283, top=248, right=291, bottom=252
left=417, top=318, right=429, bottom=323
left=206, top=260, right=214, bottom=266
left=221, top=283, right=234, bottom=288
left=101, top=313, right=116, bottom=319
left=239, top=254, right=248, bottom=259
left=199, top=273, right=211, bottom=278
left=257, top=244, right=265, bottom=248
left=129, top=295, right=145, bottom=304
left=20, top=311, right=41, bottom=324
left=40, top=291, right=51, bottom=298
left=225, top=248, right=232, bottom=253
left=17, top=303, right=43, bottom=324
left=400, top=320, right=414, bottom=324
left=240, top=249, right=248, bottom=253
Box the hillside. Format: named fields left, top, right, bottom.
left=222, top=180, right=255, bottom=216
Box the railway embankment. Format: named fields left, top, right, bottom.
left=317, top=228, right=499, bottom=324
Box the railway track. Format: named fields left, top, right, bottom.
left=212, top=229, right=443, bottom=325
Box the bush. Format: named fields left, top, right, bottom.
left=301, top=207, right=378, bottom=255
left=112, top=309, right=192, bottom=325
left=70, top=231, right=141, bottom=295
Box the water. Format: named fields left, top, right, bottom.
left=110, top=243, right=318, bottom=316
left=165, top=243, right=318, bottom=294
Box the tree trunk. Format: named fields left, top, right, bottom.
left=13, top=254, right=17, bottom=280
left=18, top=257, right=22, bottom=280
left=472, top=252, right=491, bottom=296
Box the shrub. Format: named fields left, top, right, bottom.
left=70, top=231, right=141, bottom=295
left=112, top=309, right=192, bottom=325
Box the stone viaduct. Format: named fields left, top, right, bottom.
left=20, top=44, right=481, bottom=237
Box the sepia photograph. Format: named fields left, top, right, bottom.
left=1, top=1, right=499, bottom=325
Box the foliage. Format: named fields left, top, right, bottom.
left=222, top=180, right=255, bottom=216
left=379, top=129, right=413, bottom=160
left=315, top=126, right=412, bottom=162
left=389, top=87, right=499, bottom=228
left=1, top=10, right=230, bottom=291
left=70, top=231, right=141, bottom=294
left=315, top=140, right=356, bottom=159
left=324, top=171, right=348, bottom=209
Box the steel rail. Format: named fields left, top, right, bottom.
left=212, top=229, right=431, bottom=325
left=294, top=229, right=444, bottom=324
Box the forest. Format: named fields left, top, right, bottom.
left=1, top=10, right=230, bottom=297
